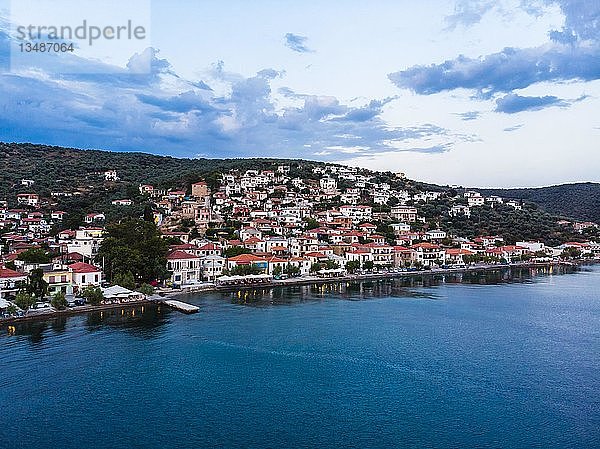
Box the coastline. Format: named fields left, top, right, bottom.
left=0, top=260, right=584, bottom=326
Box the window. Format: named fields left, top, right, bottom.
left=82, top=275, right=86, bottom=283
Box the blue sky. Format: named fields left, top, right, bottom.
left=0, top=0, right=599, bottom=187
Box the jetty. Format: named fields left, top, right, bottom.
left=162, top=300, right=200, bottom=314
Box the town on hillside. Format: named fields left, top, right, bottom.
left=1, top=164, right=599, bottom=317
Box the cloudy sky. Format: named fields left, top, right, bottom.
left=0, top=0, right=599, bottom=187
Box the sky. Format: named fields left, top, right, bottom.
left=0, top=0, right=599, bottom=187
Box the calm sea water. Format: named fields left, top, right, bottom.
left=1, top=266, right=599, bottom=448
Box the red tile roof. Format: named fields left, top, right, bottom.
left=167, top=250, right=200, bottom=260
left=69, top=262, right=102, bottom=273
left=0, top=267, right=25, bottom=278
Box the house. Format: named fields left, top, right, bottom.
left=466, top=193, right=485, bottom=207
left=0, top=266, right=27, bottom=300
left=426, top=230, right=447, bottom=241
left=166, top=250, right=202, bottom=287
left=191, top=181, right=210, bottom=198
left=393, top=246, right=415, bottom=267
left=390, top=206, right=417, bottom=222
left=84, top=213, right=106, bottom=224
left=390, top=223, right=411, bottom=234
left=320, top=177, right=337, bottom=192
left=411, top=243, right=445, bottom=267
left=21, top=179, right=35, bottom=187
left=43, top=267, right=73, bottom=296
left=51, top=211, right=67, bottom=221
left=449, top=205, right=471, bottom=218
left=104, top=170, right=119, bottom=181
left=345, top=249, right=373, bottom=265
left=506, top=200, right=522, bottom=210
left=200, top=255, right=226, bottom=281
left=226, top=254, right=269, bottom=272
left=111, top=199, right=133, bottom=206
left=17, top=193, right=40, bottom=208
left=445, top=248, right=474, bottom=265
left=339, top=205, right=372, bottom=223
left=69, top=262, right=102, bottom=291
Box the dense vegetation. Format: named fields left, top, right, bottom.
left=479, top=183, right=600, bottom=223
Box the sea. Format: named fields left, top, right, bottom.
left=1, top=265, right=598, bottom=448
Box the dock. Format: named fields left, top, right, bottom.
left=162, top=300, right=200, bottom=314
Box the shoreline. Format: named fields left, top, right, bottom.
left=0, top=261, right=586, bottom=326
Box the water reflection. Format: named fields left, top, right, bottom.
left=2, top=304, right=170, bottom=345
left=225, top=265, right=576, bottom=306
left=1, top=265, right=577, bottom=342
left=84, top=304, right=170, bottom=338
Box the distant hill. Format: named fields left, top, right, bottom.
left=479, top=183, right=600, bottom=223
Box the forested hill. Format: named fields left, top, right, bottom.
left=479, top=183, right=600, bottom=223
left=0, top=142, right=328, bottom=198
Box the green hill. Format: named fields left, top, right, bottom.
left=479, top=183, right=600, bottom=223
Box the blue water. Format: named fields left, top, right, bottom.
left=1, top=267, right=599, bottom=448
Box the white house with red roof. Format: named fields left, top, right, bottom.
left=445, top=248, right=474, bottom=265
left=166, top=250, right=202, bottom=287
left=84, top=213, right=106, bottom=224
left=69, top=262, right=102, bottom=291
left=0, top=266, right=27, bottom=300
left=411, top=243, right=445, bottom=267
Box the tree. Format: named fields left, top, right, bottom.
left=346, top=260, right=360, bottom=273
left=284, top=264, right=300, bottom=277
left=137, top=283, right=155, bottom=296
left=143, top=204, right=154, bottom=222
left=18, top=247, right=51, bottom=264
left=113, top=271, right=136, bottom=290
left=273, top=265, right=283, bottom=276
left=97, top=219, right=170, bottom=285
left=303, top=217, right=320, bottom=230
left=51, top=292, right=68, bottom=310
left=14, top=291, right=35, bottom=310
left=561, top=247, right=582, bottom=259
left=82, top=286, right=104, bottom=305
left=362, top=260, right=374, bottom=271
left=224, top=246, right=252, bottom=258
left=230, top=264, right=262, bottom=276
left=27, top=268, right=48, bottom=298
left=310, top=263, right=321, bottom=273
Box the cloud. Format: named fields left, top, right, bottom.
left=389, top=0, right=600, bottom=111
left=388, top=45, right=600, bottom=96
left=495, top=93, right=567, bottom=113
left=503, top=124, right=524, bottom=131
left=444, top=0, right=496, bottom=30
left=0, top=20, right=467, bottom=162
left=284, top=33, right=314, bottom=53
left=495, top=92, right=589, bottom=113
left=455, top=111, right=481, bottom=121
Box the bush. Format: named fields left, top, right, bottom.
left=81, top=286, right=104, bottom=306
left=14, top=291, right=36, bottom=310
left=51, top=292, right=68, bottom=310
left=137, top=283, right=154, bottom=296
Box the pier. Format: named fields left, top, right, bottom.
left=162, top=300, right=200, bottom=314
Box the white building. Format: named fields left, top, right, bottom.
left=68, top=262, right=102, bottom=291
left=104, top=170, right=119, bottom=181
left=166, top=250, right=202, bottom=287
left=450, top=205, right=471, bottom=218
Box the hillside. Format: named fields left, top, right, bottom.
left=479, top=183, right=600, bottom=223
left=0, top=142, right=594, bottom=245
